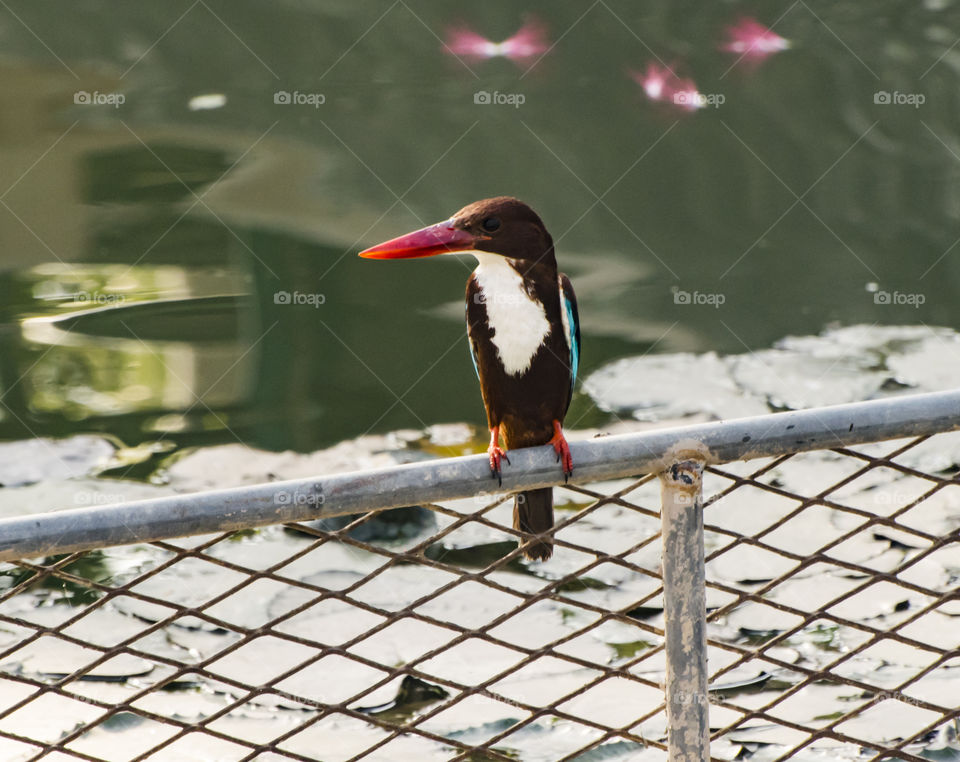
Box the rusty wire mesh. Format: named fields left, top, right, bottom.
left=0, top=431, right=957, bottom=761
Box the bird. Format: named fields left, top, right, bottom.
left=359, top=197, right=579, bottom=561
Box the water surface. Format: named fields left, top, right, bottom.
left=1, top=0, right=958, bottom=455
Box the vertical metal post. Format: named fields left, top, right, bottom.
left=659, top=458, right=709, bottom=762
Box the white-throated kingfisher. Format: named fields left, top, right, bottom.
left=359, top=197, right=580, bottom=561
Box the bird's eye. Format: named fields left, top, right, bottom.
left=481, top=216, right=501, bottom=233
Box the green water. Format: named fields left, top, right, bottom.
left=1, top=0, right=958, bottom=454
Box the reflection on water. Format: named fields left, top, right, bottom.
left=1, top=0, right=960, bottom=456
left=22, top=294, right=253, bottom=419
left=16, top=261, right=253, bottom=428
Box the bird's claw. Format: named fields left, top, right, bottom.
left=489, top=445, right=509, bottom=487
left=549, top=421, right=574, bottom=482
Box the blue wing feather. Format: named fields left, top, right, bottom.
left=565, top=296, right=579, bottom=390
left=560, top=274, right=580, bottom=398
left=468, top=332, right=480, bottom=381
left=466, top=301, right=481, bottom=381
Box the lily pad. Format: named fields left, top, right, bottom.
left=584, top=352, right=767, bottom=422
left=0, top=435, right=115, bottom=488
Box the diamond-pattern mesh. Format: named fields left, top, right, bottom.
left=0, top=433, right=957, bottom=761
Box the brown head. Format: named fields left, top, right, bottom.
left=359, top=196, right=555, bottom=270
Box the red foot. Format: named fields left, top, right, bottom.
left=487, top=425, right=510, bottom=486
left=549, top=420, right=573, bottom=481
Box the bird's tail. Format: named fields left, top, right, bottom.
left=514, top=488, right=554, bottom=561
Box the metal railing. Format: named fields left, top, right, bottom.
left=0, top=389, right=958, bottom=761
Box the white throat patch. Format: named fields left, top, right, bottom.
left=472, top=253, right=550, bottom=376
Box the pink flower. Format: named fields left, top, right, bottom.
left=721, top=17, right=789, bottom=61
left=445, top=17, right=549, bottom=65
left=630, top=64, right=704, bottom=111
left=446, top=28, right=500, bottom=60
left=632, top=63, right=672, bottom=102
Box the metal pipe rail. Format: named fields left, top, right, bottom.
left=2, top=388, right=959, bottom=564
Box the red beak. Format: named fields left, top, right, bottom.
left=359, top=220, right=478, bottom=259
